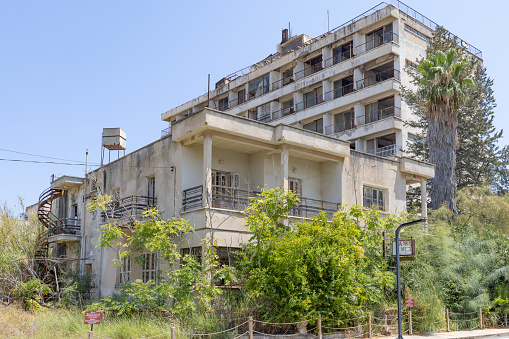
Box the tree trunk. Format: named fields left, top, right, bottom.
left=427, top=105, right=458, bottom=214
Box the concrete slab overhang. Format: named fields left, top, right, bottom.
left=48, top=234, right=81, bottom=244
left=333, top=116, right=404, bottom=141
left=399, top=157, right=435, bottom=184
left=50, top=176, right=84, bottom=190
left=172, top=108, right=350, bottom=161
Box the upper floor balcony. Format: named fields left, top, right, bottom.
left=47, top=218, right=81, bottom=243
left=101, top=195, right=157, bottom=225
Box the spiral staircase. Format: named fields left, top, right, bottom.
left=36, top=187, right=63, bottom=257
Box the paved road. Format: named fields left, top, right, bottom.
left=403, top=328, right=509, bottom=339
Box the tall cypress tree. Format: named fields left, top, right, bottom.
left=402, top=27, right=509, bottom=210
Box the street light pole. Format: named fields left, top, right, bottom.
left=396, top=218, right=426, bottom=339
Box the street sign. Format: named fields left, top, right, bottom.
left=84, top=311, right=102, bottom=325
left=392, top=239, right=415, bottom=261
left=405, top=299, right=414, bottom=307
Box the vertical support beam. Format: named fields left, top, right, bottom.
left=446, top=309, right=450, bottom=332
left=354, top=103, right=365, bottom=127
left=280, top=145, right=289, bottom=191
left=355, top=139, right=366, bottom=153
left=318, top=314, right=322, bottom=339
left=293, top=91, right=304, bottom=112
left=270, top=70, right=281, bottom=91
left=353, top=67, right=364, bottom=90
left=270, top=101, right=281, bottom=121
left=248, top=316, right=254, bottom=339
left=322, top=112, right=334, bottom=135
left=505, top=313, right=507, bottom=327
left=409, top=311, right=412, bottom=335
left=203, top=133, right=213, bottom=209
left=228, top=90, right=236, bottom=108
left=171, top=327, right=176, bottom=339
left=322, top=47, right=333, bottom=68
left=353, top=32, right=365, bottom=55
left=421, top=180, right=427, bottom=219
left=395, top=130, right=405, bottom=155
left=368, top=313, right=372, bottom=339
left=479, top=308, right=483, bottom=329
left=322, top=79, right=333, bottom=102
left=294, top=60, right=304, bottom=80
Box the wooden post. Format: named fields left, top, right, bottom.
left=505, top=313, right=508, bottom=327
left=368, top=313, right=372, bottom=339
left=88, top=331, right=94, bottom=339
left=446, top=309, right=450, bottom=332
left=479, top=308, right=483, bottom=329
left=318, top=314, right=322, bottom=339
left=171, top=327, right=175, bottom=339
left=249, top=316, right=253, bottom=339
left=409, top=311, right=412, bottom=335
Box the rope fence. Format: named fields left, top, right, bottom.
left=74, top=309, right=509, bottom=339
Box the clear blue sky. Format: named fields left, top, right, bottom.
left=1, top=0, right=508, bottom=213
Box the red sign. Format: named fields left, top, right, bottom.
left=84, top=312, right=102, bottom=325
left=405, top=299, right=414, bottom=307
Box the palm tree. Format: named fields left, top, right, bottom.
left=417, top=48, right=475, bottom=214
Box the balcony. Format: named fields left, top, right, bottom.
left=47, top=218, right=81, bottom=243
left=182, top=185, right=340, bottom=218
left=161, top=126, right=171, bottom=137
left=357, top=106, right=401, bottom=126
left=101, top=195, right=157, bottom=224
left=356, top=68, right=400, bottom=90
left=366, top=144, right=399, bottom=158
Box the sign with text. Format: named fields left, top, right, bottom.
left=84, top=311, right=101, bottom=325
left=405, top=299, right=414, bottom=307
left=392, top=239, right=415, bottom=260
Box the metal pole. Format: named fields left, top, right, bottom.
left=80, top=150, right=88, bottom=275
left=396, top=218, right=425, bottom=339
left=409, top=311, right=412, bottom=335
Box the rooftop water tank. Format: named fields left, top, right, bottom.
left=102, top=128, right=126, bottom=150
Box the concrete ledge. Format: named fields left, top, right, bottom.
left=399, top=157, right=435, bottom=180
left=51, top=175, right=84, bottom=190
left=48, top=234, right=81, bottom=243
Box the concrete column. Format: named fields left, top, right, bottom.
left=294, top=60, right=304, bottom=80
left=353, top=67, right=364, bottom=90
left=394, top=94, right=402, bottom=118
left=355, top=139, right=366, bottom=152
left=354, top=103, right=365, bottom=126
left=293, top=92, right=304, bottom=112
left=208, top=99, right=216, bottom=110
left=421, top=180, right=427, bottom=218
left=228, top=91, right=236, bottom=107
left=396, top=129, right=407, bottom=155
left=322, top=79, right=333, bottom=102
left=270, top=70, right=281, bottom=91
left=353, top=32, right=365, bottom=55
left=280, top=145, right=289, bottom=191
left=322, top=46, right=333, bottom=68
left=323, top=113, right=334, bottom=135
left=270, top=101, right=281, bottom=120
left=393, top=18, right=401, bottom=44
left=202, top=133, right=212, bottom=208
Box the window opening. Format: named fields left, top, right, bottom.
left=248, top=74, right=270, bottom=100
left=303, top=118, right=324, bottom=134
left=142, top=252, right=157, bottom=283
left=333, top=41, right=353, bottom=64
left=218, top=97, right=229, bottom=111
left=117, top=254, right=132, bottom=285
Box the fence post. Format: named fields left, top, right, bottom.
left=409, top=311, right=412, bottom=335
left=318, top=314, right=322, bottom=339
left=171, top=327, right=175, bottom=339
left=368, top=313, right=372, bottom=339
left=505, top=313, right=508, bottom=327
left=479, top=308, right=483, bottom=329
left=88, top=331, right=94, bottom=339
left=249, top=316, right=253, bottom=339
left=446, top=309, right=450, bottom=332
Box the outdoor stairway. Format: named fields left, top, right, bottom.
left=37, top=187, right=63, bottom=228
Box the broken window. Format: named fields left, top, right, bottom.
left=405, top=24, right=430, bottom=46
left=363, top=186, right=385, bottom=211
left=289, top=177, right=302, bottom=196
left=248, top=74, right=270, bottom=100
left=237, top=89, right=246, bottom=105
left=303, top=118, right=324, bottom=134
left=218, top=97, right=229, bottom=111
left=282, top=69, right=294, bottom=86
left=215, top=247, right=240, bottom=286
left=117, top=254, right=132, bottom=285
left=142, top=252, right=157, bottom=283
left=366, top=23, right=393, bottom=51
left=181, top=247, right=202, bottom=266
left=333, top=41, right=353, bottom=64
left=333, top=76, right=354, bottom=99
left=304, top=55, right=323, bottom=77
left=364, top=96, right=395, bottom=123
left=147, top=176, right=156, bottom=199
left=333, top=109, right=355, bottom=133
left=304, top=87, right=323, bottom=109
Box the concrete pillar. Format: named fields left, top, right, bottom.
left=293, top=92, right=304, bottom=112
left=353, top=32, right=365, bottom=55
left=421, top=180, right=427, bottom=218
left=396, top=129, right=407, bottom=155
left=280, top=145, right=289, bottom=191
left=208, top=99, right=216, bottom=110
left=203, top=133, right=212, bottom=208
left=354, top=103, right=365, bottom=126
left=355, top=139, right=366, bottom=152
left=353, top=67, right=364, bottom=90
left=322, top=79, right=333, bottom=102
left=270, top=101, right=281, bottom=120
left=270, top=70, right=281, bottom=91
left=323, top=113, right=334, bottom=135
left=294, top=60, right=304, bottom=80
left=393, top=18, right=401, bottom=44
left=228, top=91, right=236, bottom=108
left=322, top=46, right=333, bottom=68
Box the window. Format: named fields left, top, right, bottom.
left=333, top=41, right=353, bottom=64
left=289, top=178, right=302, bottom=196
left=364, top=96, right=395, bottom=123
left=72, top=204, right=78, bottom=218
left=333, top=109, right=355, bottom=133
left=215, top=247, right=240, bottom=286
left=147, top=176, right=156, bottom=199
left=282, top=69, right=294, bottom=86
left=282, top=39, right=303, bottom=53
left=142, top=252, right=157, bottom=283
left=218, top=97, right=229, bottom=111
left=404, top=24, right=430, bottom=47
left=181, top=247, right=202, bottom=266
left=304, top=55, right=323, bottom=77
left=248, top=74, right=270, bottom=99
left=117, top=255, right=132, bottom=285
left=363, top=186, right=385, bottom=210
left=304, top=87, right=323, bottom=109
left=237, top=89, right=246, bottom=105
left=333, top=76, right=354, bottom=99
left=282, top=99, right=294, bottom=116
left=366, top=24, right=393, bottom=51
left=259, top=103, right=271, bottom=122
left=408, top=133, right=425, bottom=144
left=303, top=118, right=323, bottom=134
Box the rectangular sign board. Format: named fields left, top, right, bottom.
left=392, top=239, right=415, bottom=256
left=84, top=311, right=101, bottom=325
left=405, top=299, right=414, bottom=307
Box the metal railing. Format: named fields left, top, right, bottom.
left=367, top=144, right=399, bottom=157
left=161, top=127, right=171, bottom=137
left=271, top=106, right=295, bottom=121
left=323, top=83, right=354, bottom=102
left=182, top=185, right=203, bottom=212
left=324, top=118, right=356, bottom=135
left=356, top=68, right=400, bottom=90
left=355, top=31, right=399, bottom=54
left=295, top=93, right=324, bottom=112
left=49, top=218, right=81, bottom=236
left=290, top=197, right=340, bottom=219
left=358, top=106, right=400, bottom=125
left=212, top=186, right=261, bottom=211
left=101, top=195, right=157, bottom=222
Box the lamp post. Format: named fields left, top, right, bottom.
left=395, top=218, right=426, bottom=339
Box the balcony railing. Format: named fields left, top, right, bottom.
left=367, top=144, right=399, bottom=157
left=358, top=106, right=400, bottom=126
left=182, top=186, right=340, bottom=218
left=271, top=106, right=295, bottom=121
left=295, top=94, right=324, bottom=112
left=324, top=118, right=356, bottom=135
left=221, top=32, right=399, bottom=112
left=49, top=218, right=81, bottom=237
left=161, top=126, right=171, bottom=137
left=101, top=195, right=157, bottom=222
left=356, top=68, right=400, bottom=90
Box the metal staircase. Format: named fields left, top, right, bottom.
left=36, top=187, right=63, bottom=257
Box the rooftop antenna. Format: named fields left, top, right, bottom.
left=288, top=22, right=291, bottom=38
left=207, top=74, right=210, bottom=107
left=327, top=10, right=330, bottom=31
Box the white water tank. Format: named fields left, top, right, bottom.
left=102, top=128, right=126, bottom=150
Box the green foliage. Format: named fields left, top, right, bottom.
left=240, top=188, right=404, bottom=322
left=13, top=278, right=52, bottom=311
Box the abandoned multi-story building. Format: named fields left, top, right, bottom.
left=29, top=2, right=482, bottom=297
